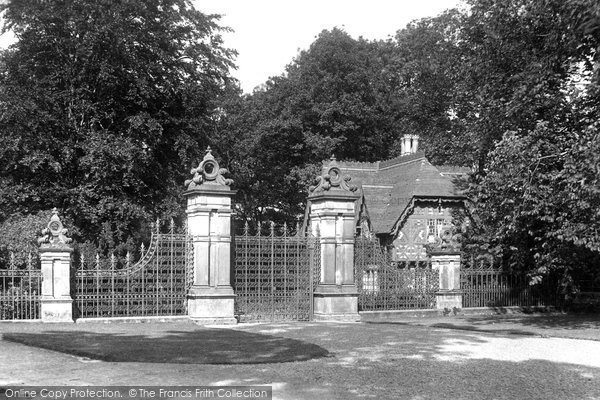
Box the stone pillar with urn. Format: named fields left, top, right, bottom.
left=38, top=208, right=74, bottom=322
left=308, top=156, right=360, bottom=321
left=184, top=147, right=237, bottom=324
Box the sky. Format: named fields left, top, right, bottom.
left=0, top=1, right=462, bottom=93
left=196, top=0, right=462, bottom=92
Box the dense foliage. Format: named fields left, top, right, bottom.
left=0, top=0, right=235, bottom=257
left=212, top=29, right=401, bottom=223
left=213, top=0, right=600, bottom=285
left=459, top=0, right=600, bottom=286
left=1, top=0, right=598, bottom=286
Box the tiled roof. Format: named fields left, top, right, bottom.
left=436, top=165, right=472, bottom=176
left=335, top=153, right=466, bottom=234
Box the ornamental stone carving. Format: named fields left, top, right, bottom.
left=37, top=208, right=73, bottom=249
left=309, top=155, right=358, bottom=194
left=184, top=147, right=233, bottom=190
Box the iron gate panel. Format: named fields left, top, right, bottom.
left=0, top=253, right=42, bottom=320
left=233, top=224, right=319, bottom=322
left=355, top=236, right=438, bottom=311
left=74, top=226, right=193, bottom=318
left=460, top=256, right=557, bottom=308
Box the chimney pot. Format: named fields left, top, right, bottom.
left=400, top=134, right=420, bottom=155
left=412, top=135, right=419, bottom=153
left=402, top=135, right=411, bottom=156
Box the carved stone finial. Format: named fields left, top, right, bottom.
left=184, top=147, right=233, bottom=190
left=309, top=155, right=358, bottom=194
left=38, top=208, right=73, bottom=249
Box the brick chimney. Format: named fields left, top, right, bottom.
left=401, top=134, right=419, bottom=156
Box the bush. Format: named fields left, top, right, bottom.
left=0, top=210, right=52, bottom=268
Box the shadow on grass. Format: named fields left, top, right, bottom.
left=365, top=321, right=545, bottom=336
left=431, top=322, right=538, bottom=336
left=365, top=312, right=600, bottom=340
left=461, top=313, right=600, bottom=331
left=364, top=320, right=543, bottom=337
left=3, top=328, right=330, bottom=364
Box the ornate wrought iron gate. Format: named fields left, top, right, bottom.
left=233, top=223, right=319, bottom=322
left=460, top=256, right=557, bottom=308
left=73, top=223, right=193, bottom=318
left=0, top=254, right=42, bottom=320
left=355, top=236, right=439, bottom=311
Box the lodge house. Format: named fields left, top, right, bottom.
left=307, top=134, right=470, bottom=263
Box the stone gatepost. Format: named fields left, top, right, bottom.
left=184, top=147, right=237, bottom=324
left=428, top=230, right=462, bottom=310
left=308, top=156, right=360, bottom=321
left=38, top=208, right=74, bottom=322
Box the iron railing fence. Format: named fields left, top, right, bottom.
left=460, top=255, right=559, bottom=308
left=233, top=222, right=320, bottom=322
left=355, top=237, right=439, bottom=311
left=572, top=276, right=600, bottom=292
left=0, top=253, right=42, bottom=320
left=73, top=220, right=193, bottom=319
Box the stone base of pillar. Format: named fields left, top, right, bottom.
left=187, top=287, right=237, bottom=325
left=435, top=290, right=463, bottom=310
left=313, top=285, right=359, bottom=322
left=41, top=297, right=73, bottom=322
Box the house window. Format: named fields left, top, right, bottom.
left=427, top=219, right=446, bottom=238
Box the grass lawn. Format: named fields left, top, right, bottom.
left=1, top=316, right=600, bottom=399
left=3, top=326, right=329, bottom=364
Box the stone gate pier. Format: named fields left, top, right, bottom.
left=184, top=147, right=237, bottom=324
left=38, top=208, right=74, bottom=322
left=307, top=156, right=360, bottom=321
left=428, top=230, right=462, bottom=310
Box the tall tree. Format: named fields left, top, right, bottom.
left=0, top=0, right=236, bottom=253
left=214, top=29, right=401, bottom=223
left=461, top=0, right=600, bottom=286
left=457, top=0, right=596, bottom=171
left=391, top=9, right=473, bottom=166
left=389, top=0, right=599, bottom=169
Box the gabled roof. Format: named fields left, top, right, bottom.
left=436, top=165, right=472, bottom=177
left=335, top=152, right=467, bottom=234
